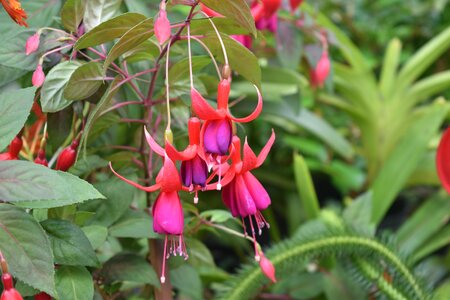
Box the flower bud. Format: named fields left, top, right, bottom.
left=34, top=292, right=51, bottom=300
left=310, top=51, right=330, bottom=88
left=259, top=253, right=277, bottom=283
left=1, top=273, right=23, bottom=300
left=155, top=4, right=171, bottom=45
left=25, top=33, right=40, bottom=55
left=8, top=136, right=22, bottom=158
left=32, top=64, right=45, bottom=87
left=34, top=149, right=48, bottom=167
left=55, top=140, right=78, bottom=171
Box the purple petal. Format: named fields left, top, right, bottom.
left=192, top=155, right=208, bottom=187
left=181, top=160, right=192, bottom=187
left=216, top=119, right=232, bottom=155
left=203, top=121, right=220, bottom=154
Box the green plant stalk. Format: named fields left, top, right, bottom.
left=218, top=236, right=426, bottom=300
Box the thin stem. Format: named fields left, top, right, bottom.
left=187, top=23, right=194, bottom=89
left=100, top=101, right=143, bottom=116
left=165, top=41, right=172, bottom=130
left=199, top=11, right=229, bottom=65
left=190, top=36, right=221, bottom=79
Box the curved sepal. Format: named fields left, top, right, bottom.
left=165, top=142, right=197, bottom=161
left=144, top=127, right=165, bottom=157
left=159, top=154, right=182, bottom=192
left=242, top=137, right=258, bottom=173
left=109, top=162, right=160, bottom=192
left=228, top=85, right=263, bottom=123
left=191, top=88, right=223, bottom=120
left=256, top=129, right=276, bottom=168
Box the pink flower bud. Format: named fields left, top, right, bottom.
left=155, top=7, right=171, bottom=45
left=32, top=64, right=45, bottom=87
left=25, top=33, right=40, bottom=55
left=56, top=140, right=78, bottom=171
left=34, top=149, right=48, bottom=167
left=1, top=273, right=23, bottom=300
left=259, top=253, right=277, bottom=283
left=310, top=51, right=330, bottom=88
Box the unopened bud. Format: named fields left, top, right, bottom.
left=8, top=136, right=23, bottom=158
left=259, top=253, right=277, bottom=283
left=222, top=64, right=231, bottom=80
left=155, top=4, right=171, bottom=45
left=34, top=292, right=51, bottom=300
left=1, top=273, right=23, bottom=300
left=32, top=64, right=45, bottom=87
left=25, top=33, right=40, bottom=55
left=34, top=149, right=48, bottom=167
left=55, top=140, right=78, bottom=171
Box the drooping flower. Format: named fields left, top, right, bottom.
left=109, top=130, right=188, bottom=283
left=251, top=0, right=281, bottom=22
left=32, top=64, right=45, bottom=87
left=155, top=2, right=171, bottom=45
left=210, top=131, right=275, bottom=259
left=0, top=0, right=27, bottom=27
left=289, top=0, right=304, bottom=12
left=0, top=136, right=22, bottom=161
left=162, top=118, right=209, bottom=203
left=1, top=273, right=23, bottom=300
left=191, top=73, right=263, bottom=158
left=55, top=140, right=78, bottom=171
left=310, top=50, right=330, bottom=88
left=232, top=34, right=253, bottom=49
left=256, top=12, right=278, bottom=33
left=25, top=33, right=40, bottom=55
left=436, top=127, right=450, bottom=193
left=259, top=251, right=277, bottom=283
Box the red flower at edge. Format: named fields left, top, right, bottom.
left=436, top=127, right=450, bottom=193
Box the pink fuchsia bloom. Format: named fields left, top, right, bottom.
left=255, top=13, right=278, bottom=33
left=155, top=2, right=171, bottom=45
left=310, top=51, right=330, bottom=88
left=259, top=252, right=277, bottom=283
left=32, top=64, right=45, bottom=87
left=289, top=0, right=304, bottom=12
left=436, top=127, right=450, bottom=193
left=210, top=131, right=275, bottom=259
left=232, top=35, right=252, bottom=49
left=109, top=129, right=187, bottom=283
left=191, top=78, right=263, bottom=157
left=1, top=273, right=23, bottom=300
left=25, top=33, right=40, bottom=55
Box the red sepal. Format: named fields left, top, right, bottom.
left=191, top=88, right=223, bottom=120
left=144, top=127, right=165, bottom=157
left=256, top=129, right=276, bottom=168
left=109, top=162, right=160, bottom=192
left=228, top=85, right=263, bottom=123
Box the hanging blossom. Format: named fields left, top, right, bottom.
left=109, top=129, right=188, bottom=284
left=310, top=31, right=330, bottom=88
left=436, top=127, right=450, bottom=194
left=0, top=0, right=27, bottom=27
left=154, top=0, right=171, bottom=45
left=208, top=132, right=276, bottom=260
left=0, top=136, right=22, bottom=161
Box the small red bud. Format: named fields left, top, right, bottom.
left=32, top=64, right=45, bottom=87
left=25, top=33, right=40, bottom=55
left=34, top=149, right=48, bottom=167
left=8, top=137, right=23, bottom=158
left=310, top=51, right=330, bottom=88
left=1, top=273, right=23, bottom=300
left=34, top=292, right=51, bottom=300
left=155, top=4, right=171, bottom=45
left=259, top=253, right=277, bottom=283
left=55, top=140, right=78, bottom=171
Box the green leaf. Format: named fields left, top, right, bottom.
left=0, top=31, right=40, bottom=71
left=83, top=0, right=123, bottom=32
left=201, top=0, right=256, bottom=37
left=41, top=219, right=99, bottom=267
left=169, top=56, right=211, bottom=86
left=0, top=204, right=55, bottom=297
left=84, top=176, right=136, bottom=227
left=109, top=210, right=158, bottom=238
left=100, top=253, right=159, bottom=286
left=61, top=0, right=86, bottom=33
left=371, top=100, right=450, bottom=224
left=171, top=265, right=202, bottom=300
left=103, top=18, right=154, bottom=72
left=0, top=87, right=35, bottom=151
left=55, top=266, right=94, bottom=300
left=0, top=161, right=104, bottom=208
left=186, top=239, right=215, bottom=267
left=203, top=33, right=261, bottom=87
left=189, top=17, right=250, bottom=36
left=40, top=61, right=82, bottom=113
left=342, top=192, right=375, bottom=236
left=433, top=280, right=450, bottom=300
left=64, top=62, right=104, bottom=100
left=277, top=21, right=303, bottom=70
left=79, top=77, right=122, bottom=157
left=75, top=12, right=147, bottom=50
left=379, top=38, right=402, bottom=98
left=293, top=153, right=320, bottom=220
left=414, top=224, right=450, bottom=263
left=82, top=225, right=108, bottom=250
left=396, top=194, right=450, bottom=255
left=200, top=209, right=233, bottom=223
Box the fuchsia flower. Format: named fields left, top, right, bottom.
left=1, top=273, right=23, bottom=300
left=436, top=127, right=450, bottom=193
left=109, top=129, right=187, bottom=284
left=25, top=33, right=40, bottom=55
left=164, top=117, right=208, bottom=203
left=0, top=136, right=22, bottom=161
left=256, top=13, right=278, bottom=33
left=209, top=131, right=275, bottom=259
left=155, top=2, right=171, bottom=45
left=252, top=0, right=281, bottom=23
left=32, top=64, right=45, bottom=87
left=310, top=50, right=330, bottom=88
left=231, top=35, right=253, bottom=49
left=34, top=149, right=48, bottom=167
left=191, top=78, right=263, bottom=157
